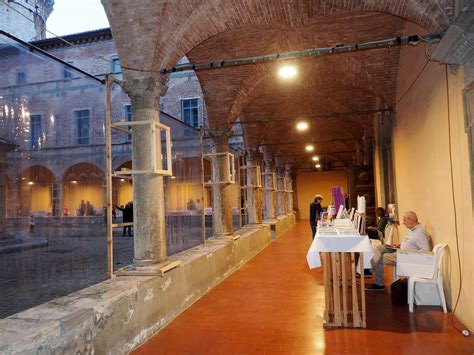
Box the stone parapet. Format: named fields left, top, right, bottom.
left=0, top=224, right=272, bottom=354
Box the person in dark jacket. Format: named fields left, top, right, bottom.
left=367, top=207, right=389, bottom=240
left=116, top=202, right=133, bottom=236
left=309, top=195, right=323, bottom=239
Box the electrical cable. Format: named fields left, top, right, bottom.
left=444, top=64, right=469, bottom=336
left=395, top=59, right=430, bottom=105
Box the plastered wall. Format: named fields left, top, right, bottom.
left=392, top=22, right=473, bottom=329
left=296, top=170, right=348, bottom=220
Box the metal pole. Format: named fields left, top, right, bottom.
left=105, top=75, right=114, bottom=278
left=200, top=126, right=206, bottom=243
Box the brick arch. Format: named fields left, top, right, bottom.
left=56, top=160, right=104, bottom=181
left=152, top=0, right=450, bottom=70
left=62, top=162, right=104, bottom=183
left=18, top=165, right=55, bottom=183
left=113, top=159, right=132, bottom=172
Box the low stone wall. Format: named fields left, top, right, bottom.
left=0, top=221, right=280, bottom=354
left=265, top=212, right=297, bottom=239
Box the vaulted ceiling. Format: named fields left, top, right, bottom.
left=102, top=0, right=453, bottom=170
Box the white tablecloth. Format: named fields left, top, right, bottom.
left=306, top=230, right=374, bottom=270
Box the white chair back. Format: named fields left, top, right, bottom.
left=431, top=243, right=447, bottom=280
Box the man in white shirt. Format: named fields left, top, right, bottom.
left=366, top=211, right=430, bottom=291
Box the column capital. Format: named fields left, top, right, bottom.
left=208, top=127, right=232, bottom=150
left=122, top=77, right=166, bottom=110
left=246, top=147, right=260, bottom=163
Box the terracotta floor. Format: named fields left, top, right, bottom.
left=133, top=221, right=474, bottom=355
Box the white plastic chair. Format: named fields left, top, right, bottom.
left=407, top=243, right=448, bottom=313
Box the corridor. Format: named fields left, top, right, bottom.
left=134, top=221, right=474, bottom=354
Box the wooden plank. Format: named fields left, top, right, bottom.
left=341, top=252, right=348, bottom=327
left=360, top=253, right=367, bottom=327
left=322, top=253, right=332, bottom=325
left=350, top=252, right=361, bottom=327
left=159, top=260, right=182, bottom=276
left=332, top=252, right=342, bottom=326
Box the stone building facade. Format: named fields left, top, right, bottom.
left=0, top=28, right=206, bottom=220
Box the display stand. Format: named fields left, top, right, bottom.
left=322, top=251, right=366, bottom=328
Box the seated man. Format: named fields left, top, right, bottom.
left=366, top=211, right=430, bottom=291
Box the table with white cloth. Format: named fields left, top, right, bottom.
left=306, top=224, right=374, bottom=328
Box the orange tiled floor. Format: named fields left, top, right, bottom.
left=133, top=221, right=474, bottom=354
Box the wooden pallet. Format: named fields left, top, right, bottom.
left=322, top=252, right=366, bottom=328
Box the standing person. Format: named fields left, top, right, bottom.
left=309, top=195, right=323, bottom=240
left=29, top=214, right=35, bottom=233
left=79, top=200, right=86, bottom=216
left=116, top=202, right=133, bottom=237
left=85, top=201, right=92, bottom=216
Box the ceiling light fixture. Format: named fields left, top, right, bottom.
left=296, top=121, right=309, bottom=132
left=315, top=164, right=321, bottom=168
left=312, top=156, right=319, bottom=161
left=305, top=144, right=314, bottom=152
left=279, top=65, right=297, bottom=79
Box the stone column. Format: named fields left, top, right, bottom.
left=246, top=148, right=262, bottom=224
left=52, top=176, right=63, bottom=217
left=285, top=165, right=293, bottom=213
left=263, top=158, right=276, bottom=221
left=276, top=165, right=286, bottom=216
left=210, top=130, right=233, bottom=237
left=124, top=77, right=167, bottom=264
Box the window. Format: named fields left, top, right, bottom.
left=30, top=114, right=42, bottom=149
left=124, top=104, right=132, bottom=142
left=16, top=70, right=27, bottom=85
left=75, top=109, right=90, bottom=145
left=111, top=56, right=121, bottom=74
left=63, top=62, right=73, bottom=79
left=181, top=98, right=200, bottom=128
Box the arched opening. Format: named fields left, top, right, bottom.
left=114, top=161, right=133, bottom=207
left=62, top=163, right=104, bottom=217
left=18, top=165, right=55, bottom=217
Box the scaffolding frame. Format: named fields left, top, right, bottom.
left=105, top=75, right=173, bottom=278
left=261, top=171, right=277, bottom=191
left=239, top=165, right=262, bottom=189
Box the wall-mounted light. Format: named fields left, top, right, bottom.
left=120, top=179, right=125, bottom=182
left=315, top=164, right=321, bottom=168
left=27, top=181, right=34, bottom=185
left=296, top=121, right=309, bottom=132
left=71, top=180, right=77, bottom=184
left=279, top=65, right=297, bottom=79
left=305, top=144, right=314, bottom=152
left=312, top=156, right=319, bottom=161
left=170, top=176, right=176, bottom=179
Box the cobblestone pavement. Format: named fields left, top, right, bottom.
left=0, top=229, right=134, bottom=318
left=0, top=216, right=223, bottom=318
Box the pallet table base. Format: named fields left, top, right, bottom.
left=322, top=252, right=366, bottom=328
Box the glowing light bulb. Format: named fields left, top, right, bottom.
left=315, top=164, right=321, bottom=168
left=279, top=65, right=297, bottom=78
left=312, top=156, right=319, bottom=161
left=305, top=144, right=314, bottom=152
left=296, top=121, right=309, bottom=131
